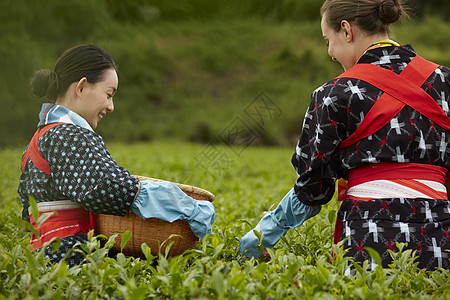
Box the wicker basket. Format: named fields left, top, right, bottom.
left=95, top=176, right=215, bottom=258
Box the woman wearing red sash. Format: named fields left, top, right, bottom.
left=240, top=0, right=450, bottom=270
left=19, top=45, right=215, bottom=267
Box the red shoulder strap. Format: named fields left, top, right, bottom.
left=21, top=122, right=64, bottom=175
left=338, top=56, right=449, bottom=149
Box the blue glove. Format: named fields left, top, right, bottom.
left=131, top=180, right=215, bottom=239
left=239, top=188, right=321, bottom=258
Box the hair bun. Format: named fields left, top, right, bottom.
left=379, top=0, right=401, bottom=24
left=29, top=69, right=58, bottom=100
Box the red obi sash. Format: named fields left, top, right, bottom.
left=348, top=163, right=447, bottom=189
left=333, top=55, right=450, bottom=244
left=22, top=123, right=96, bottom=249
left=334, top=163, right=447, bottom=244
left=29, top=206, right=90, bottom=250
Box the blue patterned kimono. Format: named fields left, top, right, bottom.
left=18, top=104, right=140, bottom=266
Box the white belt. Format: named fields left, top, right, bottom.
left=28, top=200, right=83, bottom=215
left=347, top=179, right=447, bottom=200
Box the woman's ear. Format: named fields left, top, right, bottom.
left=340, top=20, right=353, bottom=42
left=75, top=77, right=88, bottom=97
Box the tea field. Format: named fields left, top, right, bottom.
left=1, top=141, right=450, bottom=299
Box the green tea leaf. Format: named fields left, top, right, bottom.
left=365, top=247, right=382, bottom=267
left=36, top=211, right=56, bottom=227
left=91, top=248, right=108, bottom=264
left=117, top=252, right=127, bottom=266
left=211, top=270, right=225, bottom=298
left=29, top=196, right=39, bottom=223
left=104, top=233, right=118, bottom=248
left=120, top=230, right=132, bottom=251
left=10, top=216, right=39, bottom=237
left=328, top=210, right=337, bottom=224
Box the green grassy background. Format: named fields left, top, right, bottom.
left=1, top=0, right=449, bottom=148
left=1, top=142, right=450, bottom=299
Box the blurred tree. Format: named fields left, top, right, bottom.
left=0, top=0, right=448, bottom=148
left=411, top=0, right=449, bottom=19
left=100, top=0, right=324, bottom=22
left=104, top=0, right=160, bottom=23
left=0, top=0, right=112, bottom=147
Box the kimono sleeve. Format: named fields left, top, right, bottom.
left=291, top=83, right=348, bottom=206
left=45, top=124, right=140, bottom=216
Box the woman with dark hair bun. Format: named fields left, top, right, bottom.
left=20, top=44, right=215, bottom=267
left=240, top=0, right=450, bottom=271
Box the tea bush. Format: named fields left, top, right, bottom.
left=1, top=0, right=450, bottom=148
left=1, top=142, right=450, bottom=299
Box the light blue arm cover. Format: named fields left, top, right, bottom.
left=239, top=188, right=321, bottom=258
left=131, top=180, right=215, bottom=239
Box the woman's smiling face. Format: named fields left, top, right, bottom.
left=321, top=15, right=357, bottom=71
left=76, top=68, right=118, bottom=129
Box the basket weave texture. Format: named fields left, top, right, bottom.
left=95, top=176, right=215, bottom=258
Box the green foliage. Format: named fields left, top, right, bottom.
left=1, top=1, right=449, bottom=148
left=104, top=0, right=324, bottom=23
left=1, top=142, right=450, bottom=299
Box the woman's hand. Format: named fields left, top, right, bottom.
left=239, top=188, right=321, bottom=258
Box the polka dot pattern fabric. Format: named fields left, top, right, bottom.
left=37, top=233, right=88, bottom=268
left=18, top=123, right=140, bottom=265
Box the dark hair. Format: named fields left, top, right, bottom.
left=320, top=0, right=408, bottom=35
left=29, top=44, right=116, bottom=101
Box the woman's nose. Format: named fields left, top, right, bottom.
left=107, top=101, right=114, bottom=113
